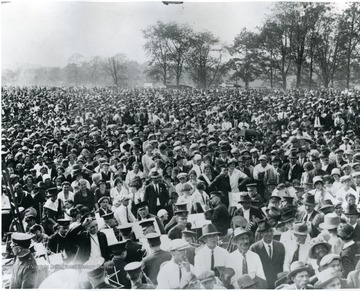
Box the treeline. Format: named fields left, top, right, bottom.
left=143, top=2, right=360, bottom=89
left=2, top=54, right=147, bottom=87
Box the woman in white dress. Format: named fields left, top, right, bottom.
left=110, top=177, right=129, bottom=211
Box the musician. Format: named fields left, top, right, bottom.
left=124, top=261, right=154, bottom=289
left=99, top=212, right=121, bottom=241
left=83, top=257, right=117, bottom=289
left=9, top=233, right=38, bottom=289
left=48, top=218, right=75, bottom=260
left=142, top=233, right=172, bottom=285
left=107, top=240, right=131, bottom=289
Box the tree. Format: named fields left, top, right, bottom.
left=228, top=28, right=262, bottom=88
left=66, top=53, right=84, bottom=85
left=313, top=14, right=342, bottom=88
left=338, top=2, right=360, bottom=88
left=186, top=31, right=226, bottom=89
left=143, top=21, right=172, bottom=85
left=103, top=54, right=128, bottom=87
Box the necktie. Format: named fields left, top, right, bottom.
left=288, top=165, right=293, bottom=180
left=126, top=207, right=130, bottom=223
left=242, top=253, right=248, bottom=274
left=268, top=245, right=272, bottom=258
left=211, top=250, right=215, bottom=271
left=303, top=214, right=308, bottom=222
left=179, top=265, right=182, bottom=282
left=292, top=244, right=300, bottom=263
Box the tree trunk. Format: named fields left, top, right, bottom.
left=309, top=51, right=313, bottom=90
left=282, top=73, right=287, bottom=90
left=346, top=45, right=351, bottom=89
left=296, top=64, right=301, bottom=88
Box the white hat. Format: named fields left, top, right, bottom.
left=157, top=209, right=168, bottom=218
left=169, top=239, right=190, bottom=251
left=194, top=154, right=202, bottom=161
left=177, top=173, right=187, bottom=179
left=331, top=168, right=341, bottom=176
left=340, top=175, right=352, bottom=183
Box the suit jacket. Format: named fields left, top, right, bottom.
left=250, top=240, right=286, bottom=289
left=215, top=157, right=229, bottom=172
left=127, top=154, right=144, bottom=171
left=205, top=203, right=230, bottom=236
left=296, top=210, right=319, bottom=223
left=323, top=162, right=337, bottom=175
left=352, top=222, right=360, bottom=242
left=143, top=182, right=169, bottom=215
left=282, top=163, right=303, bottom=182
left=340, top=241, right=360, bottom=277
left=275, top=168, right=286, bottom=184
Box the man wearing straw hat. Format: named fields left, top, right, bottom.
left=314, top=268, right=341, bottom=289
left=194, top=224, right=230, bottom=276
left=225, top=227, right=265, bottom=288
left=285, top=261, right=313, bottom=290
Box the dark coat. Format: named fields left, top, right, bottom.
left=168, top=224, right=183, bottom=240
left=10, top=252, right=38, bottom=289
left=67, top=224, right=110, bottom=264
left=352, top=222, right=360, bottom=242
left=205, top=202, right=230, bottom=236
left=282, top=163, right=303, bottom=182
left=124, top=239, right=145, bottom=264
left=340, top=241, right=360, bottom=277
left=107, top=257, right=131, bottom=289
left=208, top=174, right=231, bottom=206
left=250, top=240, right=286, bottom=289
left=143, top=183, right=169, bottom=215
left=127, top=154, right=144, bottom=171
left=143, top=249, right=172, bottom=285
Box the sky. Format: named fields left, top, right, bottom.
left=1, top=1, right=272, bottom=70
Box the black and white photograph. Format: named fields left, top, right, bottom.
left=1, top=0, right=360, bottom=289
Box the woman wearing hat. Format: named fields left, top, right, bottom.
left=198, top=164, right=215, bottom=192
left=141, top=144, right=154, bottom=178
left=309, top=176, right=334, bottom=206
left=94, top=179, right=111, bottom=210
left=307, top=238, right=331, bottom=274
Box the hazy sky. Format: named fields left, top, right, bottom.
left=2, top=1, right=273, bottom=69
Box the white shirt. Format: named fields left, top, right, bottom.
left=225, top=250, right=265, bottom=288
left=262, top=239, right=274, bottom=258
left=194, top=245, right=230, bottom=276
left=125, top=170, right=145, bottom=187
left=89, top=233, right=102, bottom=260
left=283, top=240, right=311, bottom=272
left=229, top=169, right=247, bottom=192
left=57, top=191, right=75, bottom=202
left=157, top=259, right=195, bottom=289
left=114, top=204, right=136, bottom=225
left=243, top=208, right=250, bottom=223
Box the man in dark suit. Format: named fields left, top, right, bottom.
left=205, top=191, right=230, bottom=236
left=208, top=167, right=231, bottom=207
left=271, top=157, right=286, bottom=184
left=282, top=152, right=303, bottom=182
left=320, top=153, right=337, bottom=175
left=296, top=194, right=318, bottom=224
left=338, top=224, right=360, bottom=277
left=174, top=156, right=191, bottom=174
left=344, top=205, right=360, bottom=242
left=137, top=201, right=166, bottom=234
left=233, top=193, right=265, bottom=234
left=214, top=147, right=229, bottom=172
left=250, top=218, right=286, bottom=289
left=126, top=145, right=143, bottom=171
left=307, top=156, right=328, bottom=183
left=67, top=216, right=110, bottom=264
left=143, top=171, right=169, bottom=215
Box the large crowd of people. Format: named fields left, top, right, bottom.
left=1, top=85, right=360, bottom=289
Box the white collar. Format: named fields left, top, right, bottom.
left=262, top=239, right=273, bottom=248
left=343, top=240, right=355, bottom=250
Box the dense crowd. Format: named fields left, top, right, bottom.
left=1, top=85, right=360, bottom=289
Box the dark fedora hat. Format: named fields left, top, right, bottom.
left=303, top=193, right=315, bottom=205
left=199, top=224, right=221, bottom=241
left=257, top=218, right=273, bottom=232
left=343, top=204, right=359, bottom=216
left=238, top=193, right=251, bottom=203
left=280, top=210, right=296, bottom=223
left=319, top=199, right=334, bottom=210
